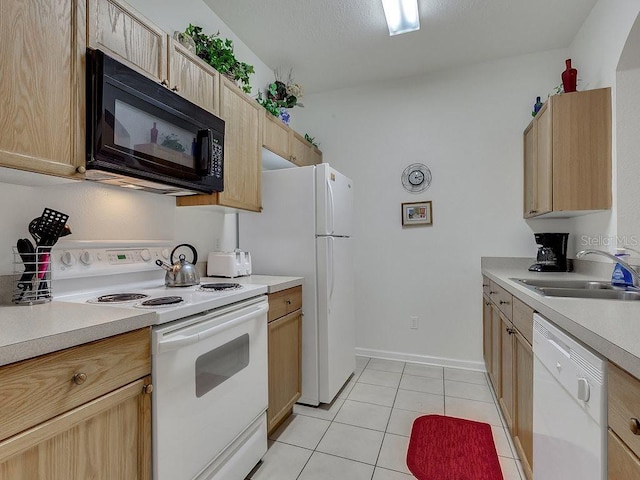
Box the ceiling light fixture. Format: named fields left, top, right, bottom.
left=381, top=0, right=420, bottom=36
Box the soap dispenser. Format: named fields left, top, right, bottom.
left=611, top=249, right=634, bottom=287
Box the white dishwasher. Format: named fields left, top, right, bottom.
left=533, top=314, right=607, bottom=480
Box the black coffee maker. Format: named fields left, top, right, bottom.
left=529, top=233, right=570, bottom=272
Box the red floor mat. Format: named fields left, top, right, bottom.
left=406, top=415, right=504, bottom=480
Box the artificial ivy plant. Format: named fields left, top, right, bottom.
left=184, top=24, right=255, bottom=93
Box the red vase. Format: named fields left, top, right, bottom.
left=562, top=59, right=577, bottom=93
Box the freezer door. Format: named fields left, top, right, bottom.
left=316, top=164, right=353, bottom=237
left=316, top=236, right=355, bottom=403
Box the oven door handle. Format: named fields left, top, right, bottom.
left=156, top=303, right=268, bottom=354
left=199, top=303, right=268, bottom=341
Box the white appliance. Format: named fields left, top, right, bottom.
left=533, top=314, right=607, bottom=480
left=208, top=250, right=252, bottom=277
left=239, top=164, right=355, bottom=405
left=50, top=241, right=269, bottom=480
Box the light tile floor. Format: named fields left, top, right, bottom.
left=248, top=357, right=525, bottom=480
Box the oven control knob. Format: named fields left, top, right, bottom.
left=80, top=251, right=94, bottom=265
left=140, top=249, right=152, bottom=262
left=61, top=251, right=76, bottom=267
left=161, top=248, right=170, bottom=260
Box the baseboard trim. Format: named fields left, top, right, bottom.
left=355, top=347, right=486, bottom=372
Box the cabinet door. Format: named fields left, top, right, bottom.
left=535, top=102, right=553, bottom=215
left=0, top=377, right=152, bottom=480
left=263, top=112, right=292, bottom=160
left=290, top=131, right=311, bottom=166
left=217, top=77, right=262, bottom=211
left=499, top=315, right=514, bottom=430
left=87, top=0, right=167, bottom=82
left=0, top=0, right=85, bottom=178
left=609, top=429, right=640, bottom=480
left=167, top=38, right=219, bottom=115
left=523, top=121, right=536, bottom=217
left=552, top=89, right=612, bottom=211
left=482, top=295, right=492, bottom=373
left=489, top=305, right=502, bottom=395
left=267, top=310, right=302, bottom=434
left=514, top=330, right=533, bottom=480
left=177, top=77, right=262, bottom=210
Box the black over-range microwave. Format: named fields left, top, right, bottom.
left=86, top=49, right=224, bottom=195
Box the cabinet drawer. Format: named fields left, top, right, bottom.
left=0, top=328, right=150, bottom=442
left=268, top=286, right=302, bottom=322
left=512, top=297, right=534, bottom=345
left=608, top=429, right=640, bottom=479
left=489, top=281, right=512, bottom=321
left=608, top=362, right=640, bottom=459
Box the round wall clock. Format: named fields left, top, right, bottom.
left=401, top=163, right=432, bottom=193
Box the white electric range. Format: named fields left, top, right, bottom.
left=51, top=241, right=269, bottom=480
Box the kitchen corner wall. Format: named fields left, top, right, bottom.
left=0, top=0, right=273, bottom=276
left=294, top=49, right=568, bottom=367
left=564, top=0, right=640, bottom=254
left=0, top=180, right=236, bottom=276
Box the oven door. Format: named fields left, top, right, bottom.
left=152, top=296, right=268, bottom=480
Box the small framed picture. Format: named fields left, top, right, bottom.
left=402, top=201, right=433, bottom=226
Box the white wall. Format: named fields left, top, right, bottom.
left=0, top=179, right=235, bottom=276
left=616, top=13, right=640, bottom=247
left=295, top=49, right=568, bottom=367
left=565, top=0, right=640, bottom=252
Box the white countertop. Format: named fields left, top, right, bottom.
left=482, top=257, right=640, bottom=378
left=0, top=275, right=303, bottom=367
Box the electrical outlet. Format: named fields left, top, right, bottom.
left=410, top=316, right=419, bottom=329
left=215, top=238, right=221, bottom=250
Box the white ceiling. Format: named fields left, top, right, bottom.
left=203, top=0, right=598, bottom=94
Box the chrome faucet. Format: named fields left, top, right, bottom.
left=576, top=249, right=640, bottom=287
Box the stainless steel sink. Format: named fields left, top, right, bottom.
left=513, top=278, right=616, bottom=290
left=536, top=287, right=640, bottom=300
left=511, top=278, right=640, bottom=300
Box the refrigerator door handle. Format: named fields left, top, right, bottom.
left=328, top=236, right=335, bottom=303
left=327, top=178, right=335, bottom=235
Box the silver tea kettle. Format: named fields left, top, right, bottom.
left=156, top=244, right=200, bottom=287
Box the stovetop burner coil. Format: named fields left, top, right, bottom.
left=94, top=293, right=149, bottom=303
left=140, top=296, right=184, bottom=307
left=199, top=283, right=243, bottom=291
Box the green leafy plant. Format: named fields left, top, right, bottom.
left=256, top=84, right=281, bottom=117
left=304, top=133, right=318, bottom=148
left=184, top=24, right=255, bottom=93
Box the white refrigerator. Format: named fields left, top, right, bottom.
left=239, top=163, right=355, bottom=406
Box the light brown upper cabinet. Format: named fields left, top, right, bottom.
left=523, top=88, right=611, bottom=218
left=87, top=0, right=167, bottom=83
left=263, top=113, right=323, bottom=167
left=178, top=76, right=263, bottom=211
left=167, top=38, right=220, bottom=116
left=0, top=0, right=85, bottom=179
left=290, top=131, right=322, bottom=167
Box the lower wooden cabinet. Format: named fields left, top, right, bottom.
left=482, top=279, right=533, bottom=479
left=0, top=329, right=152, bottom=480
left=608, top=428, right=640, bottom=479
left=499, top=313, right=514, bottom=430
left=514, top=328, right=534, bottom=479
left=608, top=361, right=640, bottom=479
left=482, top=295, right=492, bottom=372
left=267, top=287, right=302, bottom=435
left=0, top=377, right=151, bottom=480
